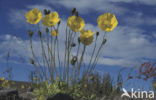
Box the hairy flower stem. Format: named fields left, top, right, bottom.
left=69, top=32, right=77, bottom=82
left=30, top=38, right=42, bottom=82
left=46, top=31, right=53, bottom=80
left=54, top=36, right=58, bottom=79
left=50, top=27, right=54, bottom=81
left=89, top=32, right=107, bottom=74
left=63, top=25, right=68, bottom=81
left=67, top=30, right=73, bottom=87
left=87, top=36, right=98, bottom=75
left=56, top=36, right=61, bottom=79
left=76, top=45, right=86, bottom=80
left=37, top=24, right=48, bottom=80
left=73, top=42, right=80, bottom=82
left=40, top=35, right=49, bottom=80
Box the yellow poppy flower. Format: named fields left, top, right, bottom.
left=25, top=8, right=42, bottom=24
left=80, top=30, right=94, bottom=45
left=0, top=77, right=4, bottom=81
left=51, top=30, right=58, bottom=36
left=42, top=12, right=60, bottom=27
left=67, top=16, right=85, bottom=32
left=97, top=13, right=118, bottom=32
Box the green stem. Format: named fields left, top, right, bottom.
left=76, top=45, right=86, bottom=80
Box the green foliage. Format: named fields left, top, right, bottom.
left=33, top=73, right=116, bottom=100
left=33, top=77, right=67, bottom=100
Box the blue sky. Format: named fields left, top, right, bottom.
left=0, top=0, right=156, bottom=91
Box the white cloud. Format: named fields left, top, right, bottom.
left=122, top=12, right=156, bottom=26
left=8, top=4, right=54, bottom=28
left=0, top=34, right=41, bottom=64
left=46, top=0, right=156, bottom=15
left=108, top=0, right=156, bottom=5
left=5, top=3, right=156, bottom=67
left=1, top=20, right=156, bottom=67
left=47, top=0, right=127, bottom=14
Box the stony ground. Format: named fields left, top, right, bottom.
left=0, top=80, right=155, bottom=100
left=1, top=89, right=156, bottom=100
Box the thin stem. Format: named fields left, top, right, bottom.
left=87, top=36, right=98, bottom=75
left=56, top=36, right=61, bottom=79
left=63, top=25, right=68, bottom=81
left=89, top=32, right=107, bottom=74
left=76, top=45, right=86, bottom=80
left=30, top=38, right=42, bottom=81
left=54, top=36, right=58, bottom=79
left=74, top=42, right=80, bottom=81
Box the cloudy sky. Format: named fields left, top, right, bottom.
left=0, top=0, right=156, bottom=90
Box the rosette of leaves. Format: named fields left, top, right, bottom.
left=33, top=77, right=67, bottom=100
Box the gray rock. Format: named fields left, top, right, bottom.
left=47, top=93, right=74, bottom=100
left=19, top=92, right=36, bottom=100
left=0, top=88, right=18, bottom=100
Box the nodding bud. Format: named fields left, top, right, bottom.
left=47, top=10, right=51, bottom=15
left=78, top=37, right=80, bottom=44
left=58, top=20, right=61, bottom=26
left=75, top=11, right=79, bottom=17
left=43, top=9, right=47, bottom=15
left=38, top=31, right=41, bottom=37
left=90, top=75, right=94, bottom=80
left=28, top=30, right=34, bottom=37
left=44, top=9, right=50, bottom=15
left=71, top=56, right=77, bottom=65
left=72, top=8, right=76, bottom=15
left=46, top=28, right=49, bottom=33
left=96, top=32, right=99, bottom=37
left=30, top=59, right=34, bottom=64
left=128, top=76, right=133, bottom=79
left=71, top=43, right=76, bottom=47
left=102, top=39, right=107, bottom=45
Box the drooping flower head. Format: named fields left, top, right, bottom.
left=80, top=30, right=94, bottom=45
left=97, top=13, right=118, bottom=32
left=43, top=12, right=60, bottom=27
left=51, top=30, right=58, bottom=36
left=25, top=8, right=42, bottom=24
left=67, top=16, right=85, bottom=32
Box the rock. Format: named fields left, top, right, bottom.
left=19, top=92, right=36, bottom=100
left=0, top=88, right=18, bottom=100
left=47, top=93, right=74, bottom=100
left=28, top=87, right=34, bottom=92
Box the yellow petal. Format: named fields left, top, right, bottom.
left=25, top=8, right=42, bottom=24
left=67, top=16, right=85, bottom=32
left=97, top=13, right=118, bottom=32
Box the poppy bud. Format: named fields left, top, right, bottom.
left=71, top=56, right=77, bottom=65
left=128, top=76, right=133, bottom=79
left=47, top=10, right=51, bottom=15
left=78, top=37, right=80, bottom=44
left=38, top=31, right=41, bottom=37
left=46, top=28, right=49, bottom=33
left=43, top=9, right=47, bottom=15
left=102, top=39, right=107, bottom=45
left=43, top=9, right=50, bottom=15
left=90, top=75, right=94, bottom=80
left=58, top=20, right=61, bottom=26
left=96, top=32, right=99, bottom=37
left=71, top=43, right=76, bottom=47
left=75, top=11, right=79, bottom=17
left=71, top=8, right=76, bottom=15
left=30, top=59, right=34, bottom=64
left=28, top=30, right=34, bottom=37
